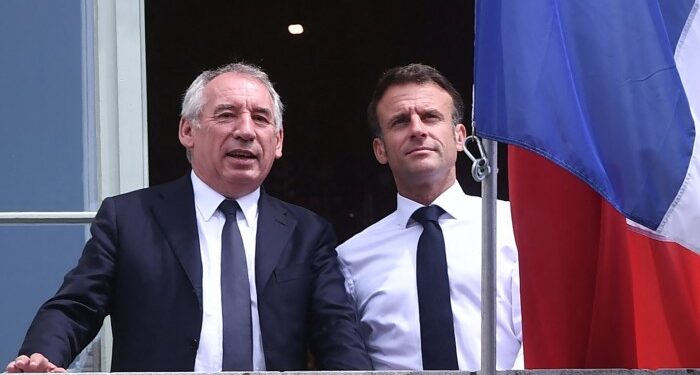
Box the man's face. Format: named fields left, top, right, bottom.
left=373, top=82, right=466, bottom=192
left=179, top=72, right=283, bottom=198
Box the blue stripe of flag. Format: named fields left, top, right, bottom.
left=474, top=0, right=696, bottom=230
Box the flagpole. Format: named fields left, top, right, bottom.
left=473, top=1, right=498, bottom=369
left=481, top=138, right=497, bottom=375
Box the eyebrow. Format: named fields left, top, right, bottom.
left=212, top=104, right=272, bottom=118
left=212, top=104, right=240, bottom=114
left=250, top=106, right=273, bottom=118
left=387, top=112, right=410, bottom=124
left=422, top=108, right=444, bottom=118
left=386, top=107, right=443, bottom=124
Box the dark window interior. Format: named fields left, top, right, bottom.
left=145, top=0, right=508, bottom=242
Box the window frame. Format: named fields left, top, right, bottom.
left=0, top=0, right=148, bottom=370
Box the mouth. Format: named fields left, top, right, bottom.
left=406, top=146, right=434, bottom=155
left=226, top=149, right=257, bottom=160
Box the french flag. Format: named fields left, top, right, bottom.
left=475, top=0, right=700, bottom=368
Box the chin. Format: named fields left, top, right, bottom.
left=405, top=162, right=441, bottom=173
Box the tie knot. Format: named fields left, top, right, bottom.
left=219, top=199, right=240, bottom=217
left=412, top=205, right=445, bottom=225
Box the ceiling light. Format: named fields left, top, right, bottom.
left=288, top=24, right=304, bottom=35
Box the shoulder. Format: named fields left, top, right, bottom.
left=337, top=211, right=397, bottom=255
left=258, top=193, right=338, bottom=243
left=336, top=212, right=398, bottom=289
left=262, top=193, right=329, bottom=224
left=105, top=175, right=191, bottom=205
left=455, top=193, right=518, bottom=263
left=95, top=176, right=192, bottom=224
left=457, top=193, right=515, bottom=238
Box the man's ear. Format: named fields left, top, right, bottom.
left=179, top=117, right=195, bottom=148
left=454, top=123, right=467, bottom=151
left=373, top=137, right=388, bottom=164
left=274, top=128, right=284, bottom=159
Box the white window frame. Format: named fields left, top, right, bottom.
left=0, top=0, right=148, bottom=371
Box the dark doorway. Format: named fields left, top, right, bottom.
left=145, top=0, right=506, bottom=242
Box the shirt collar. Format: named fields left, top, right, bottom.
left=395, top=181, right=470, bottom=228
left=191, top=171, right=260, bottom=226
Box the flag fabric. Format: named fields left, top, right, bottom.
left=475, top=0, right=700, bottom=253
left=508, top=147, right=700, bottom=368
left=474, top=0, right=700, bottom=368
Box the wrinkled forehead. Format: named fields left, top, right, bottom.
left=203, top=72, right=273, bottom=109
left=378, top=82, right=454, bottom=115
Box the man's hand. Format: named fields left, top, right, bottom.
left=5, top=354, right=66, bottom=373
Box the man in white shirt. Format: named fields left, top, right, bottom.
left=337, top=63, right=523, bottom=371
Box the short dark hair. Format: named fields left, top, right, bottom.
left=367, top=63, right=465, bottom=137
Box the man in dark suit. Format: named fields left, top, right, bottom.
left=6, top=63, right=371, bottom=373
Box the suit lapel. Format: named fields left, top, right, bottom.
left=255, top=191, right=296, bottom=291
left=147, top=181, right=294, bottom=305
left=149, top=174, right=203, bottom=305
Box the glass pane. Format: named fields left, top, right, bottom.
left=0, top=0, right=96, bottom=211
left=0, top=224, right=90, bottom=368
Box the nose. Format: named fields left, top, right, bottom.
left=232, top=113, right=256, bottom=141
left=408, top=114, right=427, bottom=137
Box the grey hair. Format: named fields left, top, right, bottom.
left=180, top=62, right=284, bottom=132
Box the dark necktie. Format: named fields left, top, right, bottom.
left=412, top=205, right=459, bottom=370
left=219, top=199, right=253, bottom=371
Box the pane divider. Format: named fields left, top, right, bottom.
left=0, top=212, right=97, bottom=224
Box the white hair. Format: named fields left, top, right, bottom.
left=180, top=62, right=284, bottom=132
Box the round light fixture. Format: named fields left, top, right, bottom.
left=288, top=24, right=304, bottom=35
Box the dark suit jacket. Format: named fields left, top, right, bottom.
left=19, top=175, right=371, bottom=371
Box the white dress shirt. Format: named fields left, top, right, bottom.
left=337, top=182, right=523, bottom=371
left=191, top=171, right=266, bottom=372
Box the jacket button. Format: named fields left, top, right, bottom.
left=190, top=338, right=199, bottom=348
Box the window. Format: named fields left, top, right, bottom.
left=0, top=0, right=147, bottom=371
